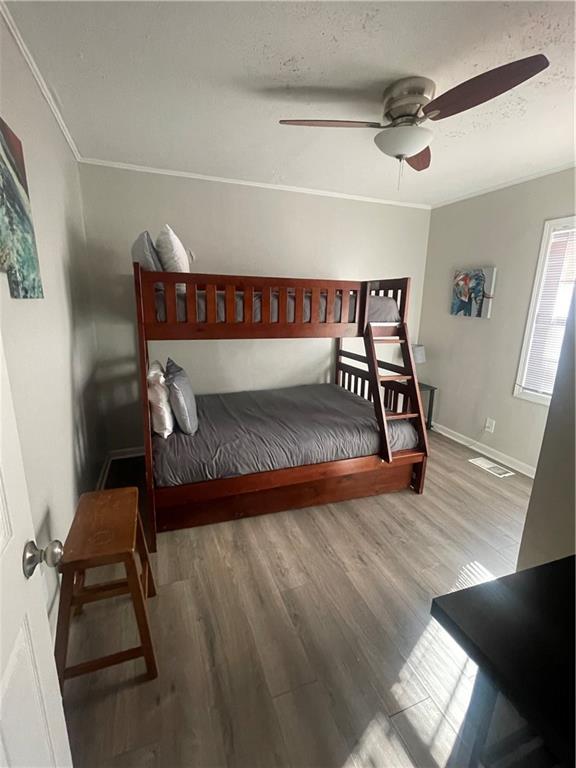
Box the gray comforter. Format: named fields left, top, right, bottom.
left=153, top=383, right=418, bottom=486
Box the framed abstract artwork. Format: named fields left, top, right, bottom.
left=0, top=116, right=43, bottom=298
left=451, top=267, right=496, bottom=319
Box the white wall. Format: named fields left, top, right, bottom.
left=78, top=163, right=431, bottom=451
left=0, top=16, right=102, bottom=611
left=418, top=169, right=575, bottom=473
left=517, top=296, right=575, bottom=570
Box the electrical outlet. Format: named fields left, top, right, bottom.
left=484, top=417, right=496, bottom=434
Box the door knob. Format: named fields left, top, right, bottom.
left=22, top=540, right=64, bottom=579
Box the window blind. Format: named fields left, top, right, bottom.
left=521, top=226, right=575, bottom=397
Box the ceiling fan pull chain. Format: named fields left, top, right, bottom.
left=397, top=157, right=405, bottom=191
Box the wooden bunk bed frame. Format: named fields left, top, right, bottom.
left=134, top=264, right=429, bottom=549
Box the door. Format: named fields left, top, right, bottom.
left=0, top=327, right=72, bottom=766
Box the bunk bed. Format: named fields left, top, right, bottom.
left=133, top=264, right=429, bottom=550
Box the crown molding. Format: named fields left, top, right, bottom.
left=78, top=157, right=432, bottom=209
left=0, top=2, right=81, bottom=161
left=433, top=162, right=576, bottom=208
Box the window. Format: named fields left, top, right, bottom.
left=515, top=216, right=575, bottom=405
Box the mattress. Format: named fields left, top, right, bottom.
left=152, top=383, right=418, bottom=487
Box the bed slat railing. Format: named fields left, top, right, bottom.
left=367, top=278, right=411, bottom=323
left=164, top=282, right=177, bottom=324
left=294, top=287, right=304, bottom=324
left=225, top=285, right=235, bottom=323
left=326, top=288, right=335, bottom=323
left=136, top=266, right=366, bottom=339
left=186, top=284, right=197, bottom=324
left=336, top=350, right=411, bottom=410
left=278, top=286, right=287, bottom=324
left=206, top=284, right=217, bottom=323
left=244, top=287, right=253, bottom=325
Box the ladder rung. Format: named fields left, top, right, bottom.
left=379, top=374, right=412, bottom=382
left=373, top=338, right=405, bottom=344
left=370, top=325, right=401, bottom=338
left=386, top=412, right=419, bottom=420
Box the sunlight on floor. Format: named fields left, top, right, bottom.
left=343, top=712, right=413, bottom=768
left=451, top=560, right=497, bottom=590
left=386, top=561, right=498, bottom=767
left=321, top=561, right=503, bottom=767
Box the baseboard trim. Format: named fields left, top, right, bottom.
left=96, top=447, right=145, bottom=490
left=431, top=423, right=536, bottom=479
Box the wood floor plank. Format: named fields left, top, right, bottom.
left=282, top=579, right=418, bottom=767
left=345, top=562, right=476, bottom=681
left=282, top=572, right=427, bottom=721
left=210, top=520, right=316, bottom=698
left=371, top=491, right=515, bottom=583
left=273, top=681, right=356, bottom=768
left=186, top=529, right=291, bottom=768
left=154, top=526, right=207, bottom=586
left=424, top=473, right=520, bottom=549
left=248, top=513, right=310, bottom=592
left=426, top=436, right=530, bottom=528
left=497, top=542, right=521, bottom=569
left=141, top=578, right=229, bottom=768
left=101, top=743, right=158, bottom=768
left=391, top=697, right=466, bottom=768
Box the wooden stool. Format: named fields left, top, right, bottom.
left=55, top=487, right=158, bottom=688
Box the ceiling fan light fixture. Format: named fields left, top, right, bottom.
left=374, top=125, right=433, bottom=159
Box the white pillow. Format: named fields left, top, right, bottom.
left=155, top=225, right=190, bottom=273
left=147, top=360, right=174, bottom=438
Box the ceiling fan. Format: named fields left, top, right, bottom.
left=279, top=54, right=549, bottom=171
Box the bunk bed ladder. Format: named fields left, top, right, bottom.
left=364, top=322, right=429, bottom=463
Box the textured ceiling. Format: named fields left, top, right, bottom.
left=7, top=1, right=576, bottom=206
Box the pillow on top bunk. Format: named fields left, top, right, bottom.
left=155, top=225, right=190, bottom=273
left=147, top=361, right=174, bottom=439
left=165, top=358, right=199, bottom=435
left=367, top=295, right=401, bottom=323
left=131, top=231, right=162, bottom=272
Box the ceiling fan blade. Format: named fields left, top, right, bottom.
left=279, top=119, right=384, bottom=128
left=406, top=146, right=431, bottom=171
left=423, top=54, right=549, bottom=121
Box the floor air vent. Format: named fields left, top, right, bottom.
left=468, top=456, right=515, bottom=477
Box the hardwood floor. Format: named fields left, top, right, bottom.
left=64, top=432, right=531, bottom=767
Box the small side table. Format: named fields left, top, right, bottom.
left=418, top=382, right=437, bottom=430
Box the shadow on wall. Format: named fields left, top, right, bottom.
left=93, top=355, right=143, bottom=450
left=64, top=229, right=108, bottom=495
left=80, top=241, right=148, bottom=452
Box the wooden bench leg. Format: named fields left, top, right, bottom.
left=55, top=569, right=75, bottom=690
left=136, top=516, right=156, bottom=599
left=125, top=554, right=158, bottom=679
